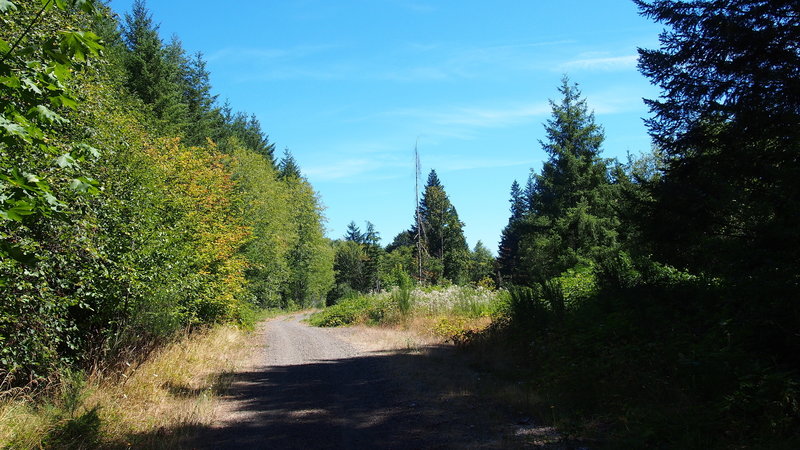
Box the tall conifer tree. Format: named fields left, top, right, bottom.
left=414, top=170, right=469, bottom=283
left=517, top=77, right=618, bottom=281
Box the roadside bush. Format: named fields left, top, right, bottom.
left=307, top=294, right=390, bottom=327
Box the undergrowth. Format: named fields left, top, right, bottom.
left=465, top=256, right=800, bottom=449
left=0, top=320, right=263, bottom=449
left=308, top=285, right=508, bottom=345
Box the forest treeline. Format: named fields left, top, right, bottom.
left=0, top=0, right=333, bottom=387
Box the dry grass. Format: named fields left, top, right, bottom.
left=0, top=324, right=256, bottom=449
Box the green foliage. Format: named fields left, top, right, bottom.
left=392, top=269, right=414, bottom=316
left=0, top=1, right=334, bottom=388
left=552, top=263, right=596, bottom=309
left=328, top=220, right=384, bottom=303
left=0, top=0, right=102, bottom=229
left=413, top=169, right=469, bottom=284
left=636, top=0, right=800, bottom=283
left=499, top=78, right=619, bottom=286
left=281, top=176, right=334, bottom=307
left=229, top=142, right=294, bottom=307
left=468, top=240, right=495, bottom=284
left=307, top=294, right=390, bottom=327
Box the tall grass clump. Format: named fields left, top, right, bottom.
left=0, top=324, right=254, bottom=449
left=413, top=285, right=502, bottom=318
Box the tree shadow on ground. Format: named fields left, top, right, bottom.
left=119, top=345, right=573, bottom=449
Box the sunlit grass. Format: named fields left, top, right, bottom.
left=0, top=323, right=257, bottom=448
left=309, top=285, right=508, bottom=343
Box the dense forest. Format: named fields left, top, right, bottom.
left=2, top=0, right=798, bottom=447
left=1, top=0, right=333, bottom=387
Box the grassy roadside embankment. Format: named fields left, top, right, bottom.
left=0, top=310, right=285, bottom=449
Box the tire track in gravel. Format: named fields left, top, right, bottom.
left=191, top=313, right=545, bottom=449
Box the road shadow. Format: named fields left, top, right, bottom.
left=118, top=345, right=568, bottom=449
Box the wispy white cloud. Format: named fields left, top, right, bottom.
left=208, top=38, right=579, bottom=83
left=585, top=86, right=650, bottom=115
left=385, top=101, right=550, bottom=129
left=559, top=54, right=638, bottom=72
left=304, top=158, right=384, bottom=181
left=303, top=141, right=412, bottom=182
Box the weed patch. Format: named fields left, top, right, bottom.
left=0, top=323, right=256, bottom=448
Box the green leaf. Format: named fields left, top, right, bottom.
left=72, top=143, right=100, bottom=160
left=0, top=116, right=30, bottom=141
left=50, top=94, right=78, bottom=109
left=71, top=0, right=96, bottom=14
left=0, top=0, right=17, bottom=13
left=20, top=77, right=42, bottom=95
left=0, top=75, right=21, bottom=88
left=51, top=63, right=72, bottom=82
left=0, top=39, right=10, bottom=54
left=55, top=153, right=77, bottom=168
left=29, top=105, right=67, bottom=124
left=59, top=31, right=103, bottom=63
left=0, top=200, right=35, bottom=222
left=43, top=192, right=62, bottom=207
left=69, top=176, right=100, bottom=194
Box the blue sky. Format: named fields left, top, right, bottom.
left=108, top=0, right=664, bottom=252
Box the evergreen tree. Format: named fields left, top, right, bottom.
left=344, top=221, right=364, bottom=243
left=508, top=180, right=526, bottom=221
left=636, top=0, right=800, bottom=278
left=414, top=170, right=469, bottom=284
left=533, top=76, right=609, bottom=221
left=181, top=51, right=223, bottom=146
left=517, top=77, right=618, bottom=281
left=220, top=106, right=276, bottom=164
left=278, top=148, right=301, bottom=180
left=362, top=221, right=383, bottom=291
left=121, top=1, right=186, bottom=132
left=331, top=239, right=365, bottom=300
left=386, top=230, right=415, bottom=252
left=497, top=180, right=526, bottom=281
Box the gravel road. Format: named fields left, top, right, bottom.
left=190, top=313, right=545, bottom=449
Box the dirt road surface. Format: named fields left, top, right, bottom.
left=190, top=313, right=559, bottom=449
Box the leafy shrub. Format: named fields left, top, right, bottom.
left=553, top=264, right=596, bottom=309
left=307, top=295, right=390, bottom=327
left=507, top=285, right=550, bottom=331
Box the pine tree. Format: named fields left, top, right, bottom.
left=362, top=221, right=382, bottom=291
left=636, top=0, right=800, bottom=278
left=278, top=148, right=301, bottom=180
left=344, top=221, right=364, bottom=243
left=533, top=76, right=608, bottom=221
left=517, top=77, right=618, bottom=281
left=497, top=180, right=525, bottom=281
left=180, top=51, right=223, bottom=146
left=121, top=1, right=186, bottom=132
left=414, top=170, right=469, bottom=284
